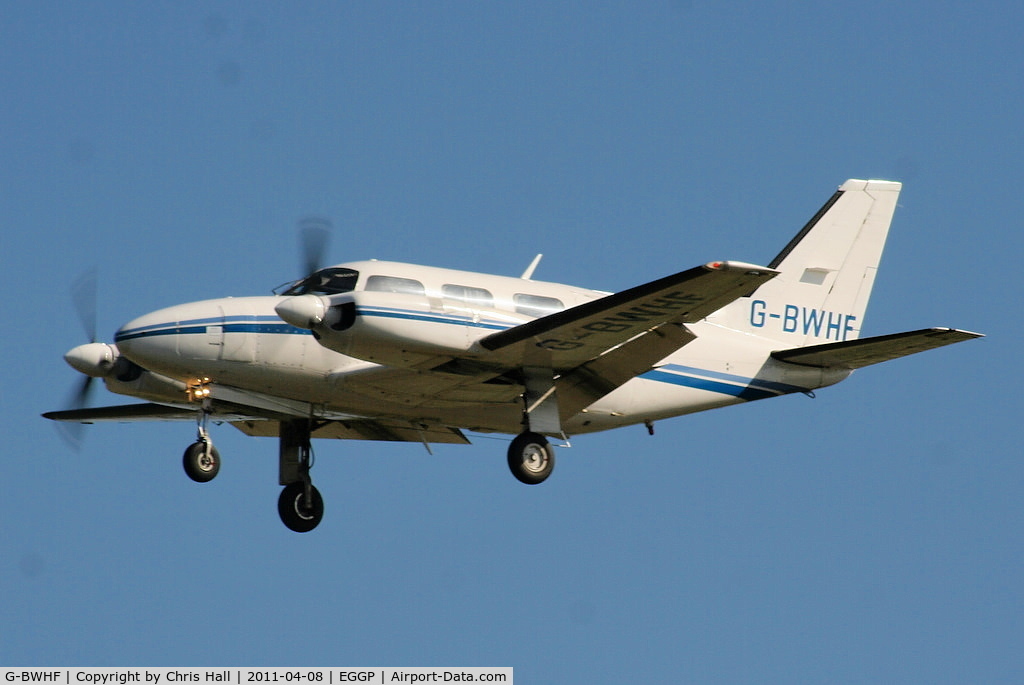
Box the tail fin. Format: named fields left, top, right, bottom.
left=712, top=179, right=902, bottom=345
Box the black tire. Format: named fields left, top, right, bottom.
left=183, top=441, right=220, bottom=482
left=278, top=482, right=324, bottom=533
left=507, top=431, right=555, bottom=485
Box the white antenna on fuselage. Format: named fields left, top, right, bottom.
left=520, top=254, right=543, bottom=280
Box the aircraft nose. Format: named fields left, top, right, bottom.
left=115, top=300, right=230, bottom=374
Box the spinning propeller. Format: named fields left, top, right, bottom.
left=299, top=216, right=332, bottom=278
left=55, top=268, right=101, bottom=447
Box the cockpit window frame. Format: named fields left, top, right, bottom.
left=279, top=267, right=360, bottom=296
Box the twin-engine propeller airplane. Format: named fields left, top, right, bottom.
left=45, top=180, right=982, bottom=532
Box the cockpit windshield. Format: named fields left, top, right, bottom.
left=279, top=267, right=360, bottom=296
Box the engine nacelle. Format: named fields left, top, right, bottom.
left=276, top=291, right=523, bottom=368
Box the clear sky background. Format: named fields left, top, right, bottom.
left=2, top=2, right=1020, bottom=681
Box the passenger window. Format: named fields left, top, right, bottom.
left=442, top=284, right=494, bottom=308
left=514, top=293, right=564, bottom=318
left=365, top=275, right=425, bottom=296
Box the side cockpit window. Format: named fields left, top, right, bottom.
left=442, top=284, right=494, bottom=309
left=365, top=275, right=426, bottom=296
left=281, top=268, right=360, bottom=296
left=514, top=293, right=564, bottom=318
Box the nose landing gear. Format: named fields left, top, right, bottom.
left=183, top=401, right=220, bottom=482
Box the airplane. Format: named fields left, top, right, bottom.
left=44, top=179, right=982, bottom=532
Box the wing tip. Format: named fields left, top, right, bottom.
left=705, top=261, right=779, bottom=276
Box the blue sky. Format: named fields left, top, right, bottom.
left=2, top=2, right=1020, bottom=681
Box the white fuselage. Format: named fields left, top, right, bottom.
left=110, top=260, right=846, bottom=437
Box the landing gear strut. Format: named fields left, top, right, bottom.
left=506, top=367, right=561, bottom=485
left=183, top=401, right=220, bottom=482
left=277, top=419, right=324, bottom=532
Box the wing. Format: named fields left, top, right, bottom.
left=771, top=328, right=983, bottom=369
left=43, top=403, right=240, bottom=422
left=42, top=400, right=470, bottom=444
left=337, top=261, right=778, bottom=425
left=479, top=261, right=778, bottom=369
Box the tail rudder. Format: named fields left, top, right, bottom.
left=712, top=179, right=902, bottom=345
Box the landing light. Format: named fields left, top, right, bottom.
left=187, top=378, right=213, bottom=402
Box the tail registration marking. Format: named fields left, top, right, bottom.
left=750, top=300, right=857, bottom=341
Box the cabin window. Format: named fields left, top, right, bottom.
left=281, top=268, right=360, bottom=296
left=514, top=293, right=564, bottom=318
left=365, top=275, right=426, bottom=296
left=442, top=284, right=494, bottom=308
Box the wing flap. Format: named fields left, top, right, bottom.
left=771, top=328, right=983, bottom=369
left=479, top=261, right=777, bottom=369
left=556, top=322, right=697, bottom=417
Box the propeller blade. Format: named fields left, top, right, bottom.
left=71, top=374, right=96, bottom=409
left=299, top=216, right=331, bottom=277
left=54, top=375, right=96, bottom=450
left=72, top=267, right=98, bottom=342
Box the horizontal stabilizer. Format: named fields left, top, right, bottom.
left=771, top=328, right=983, bottom=369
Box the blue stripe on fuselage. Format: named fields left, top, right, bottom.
left=354, top=306, right=513, bottom=331
left=115, top=316, right=307, bottom=342
left=113, top=310, right=803, bottom=401
left=640, top=366, right=805, bottom=400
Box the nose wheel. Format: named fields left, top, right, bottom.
left=183, top=440, right=221, bottom=482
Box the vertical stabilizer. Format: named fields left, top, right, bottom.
left=711, top=179, right=902, bottom=346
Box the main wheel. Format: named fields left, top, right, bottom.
left=278, top=482, right=324, bottom=533
left=507, top=431, right=556, bottom=485
left=183, top=441, right=220, bottom=482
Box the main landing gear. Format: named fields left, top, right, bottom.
left=276, top=418, right=323, bottom=533
left=505, top=366, right=561, bottom=485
